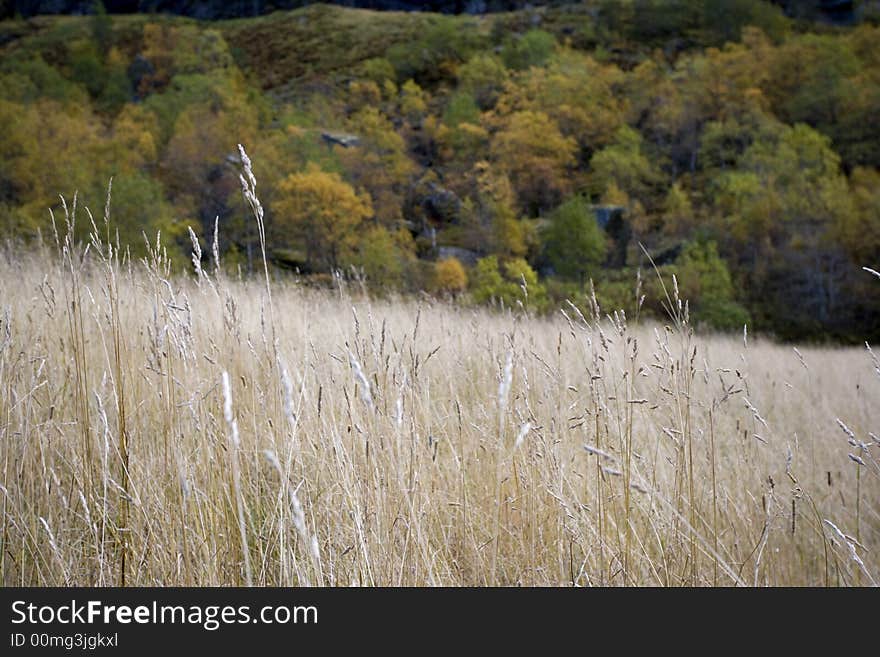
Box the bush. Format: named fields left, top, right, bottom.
left=360, top=57, right=396, bottom=85
left=443, top=92, right=480, bottom=128
left=387, top=16, right=484, bottom=84
left=501, top=29, right=556, bottom=71
left=697, top=299, right=751, bottom=331
left=457, top=54, right=507, bottom=110
left=673, top=241, right=750, bottom=331
left=470, top=255, right=546, bottom=310
left=433, top=257, right=468, bottom=296
left=350, top=226, right=412, bottom=290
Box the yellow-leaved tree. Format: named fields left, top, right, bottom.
left=490, top=110, right=576, bottom=215
left=433, top=257, right=467, bottom=296
left=272, top=164, right=373, bottom=272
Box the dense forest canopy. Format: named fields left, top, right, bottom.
left=1, top=0, right=879, bottom=340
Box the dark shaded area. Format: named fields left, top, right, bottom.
left=0, top=0, right=861, bottom=22
left=2, top=1, right=552, bottom=20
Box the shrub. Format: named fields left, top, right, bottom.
left=443, top=91, right=481, bottom=128
left=674, top=241, right=750, bottom=331
left=433, top=257, right=468, bottom=296
left=501, top=29, right=556, bottom=71
left=541, top=196, right=608, bottom=283
left=351, top=225, right=412, bottom=290
left=470, top=255, right=546, bottom=310
left=457, top=53, right=507, bottom=109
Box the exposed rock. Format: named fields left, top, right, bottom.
left=321, top=131, right=361, bottom=148
left=593, top=205, right=630, bottom=268
left=437, top=246, right=479, bottom=266
left=593, top=205, right=623, bottom=230
left=127, top=54, right=154, bottom=99
left=422, top=182, right=461, bottom=225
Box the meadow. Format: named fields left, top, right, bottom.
left=1, top=169, right=878, bottom=587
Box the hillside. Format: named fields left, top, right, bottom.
left=1, top=1, right=879, bottom=341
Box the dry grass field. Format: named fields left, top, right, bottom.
left=1, top=173, right=878, bottom=587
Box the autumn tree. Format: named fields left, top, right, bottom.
left=0, top=98, right=103, bottom=237
left=348, top=79, right=382, bottom=113
left=469, top=161, right=529, bottom=257
left=272, top=165, right=373, bottom=272
left=766, top=33, right=860, bottom=139
left=644, top=28, right=774, bottom=174
left=338, top=106, right=414, bottom=225
left=407, top=159, right=524, bottom=261
left=110, top=104, right=160, bottom=172
left=457, top=53, right=508, bottom=110
left=709, top=123, right=857, bottom=335
left=490, top=110, right=576, bottom=215
left=399, top=79, right=428, bottom=125
left=433, top=257, right=468, bottom=296
left=661, top=182, right=697, bottom=239
left=494, top=50, right=625, bottom=157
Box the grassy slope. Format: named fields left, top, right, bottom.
left=0, top=4, right=607, bottom=91
left=222, top=5, right=445, bottom=88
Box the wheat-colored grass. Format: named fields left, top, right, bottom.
left=0, top=194, right=878, bottom=587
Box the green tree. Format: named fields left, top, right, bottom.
left=444, top=92, right=480, bottom=128
left=351, top=225, right=414, bottom=290
left=458, top=53, right=508, bottom=110
left=103, top=173, right=182, bottom=257
left=589, top=126, right=659, bottom=203
left=710, top=123, right=859, bottom=335
left=662, top=182, right=696, bottom=238
left=495, top=50, right=625, bottom=156
left=701, top=0, right=789, bottom=45
left=673, top=241, right=749, bottom=330
left=386, top=16, right=484, bottom=84
left=90, top=0, right=112, bottom=58
left=839, top=167, right=880, bottom=265
left=501, top=29, right=556, bottom=71
left=470, top=255, right=545, bottom=309
left=541, top=196, right=608, bottom=283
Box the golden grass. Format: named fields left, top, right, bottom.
left=0, top=194, right=878, bottom=587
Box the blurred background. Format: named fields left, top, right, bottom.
left=1, top=0, right=878, bottom=341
